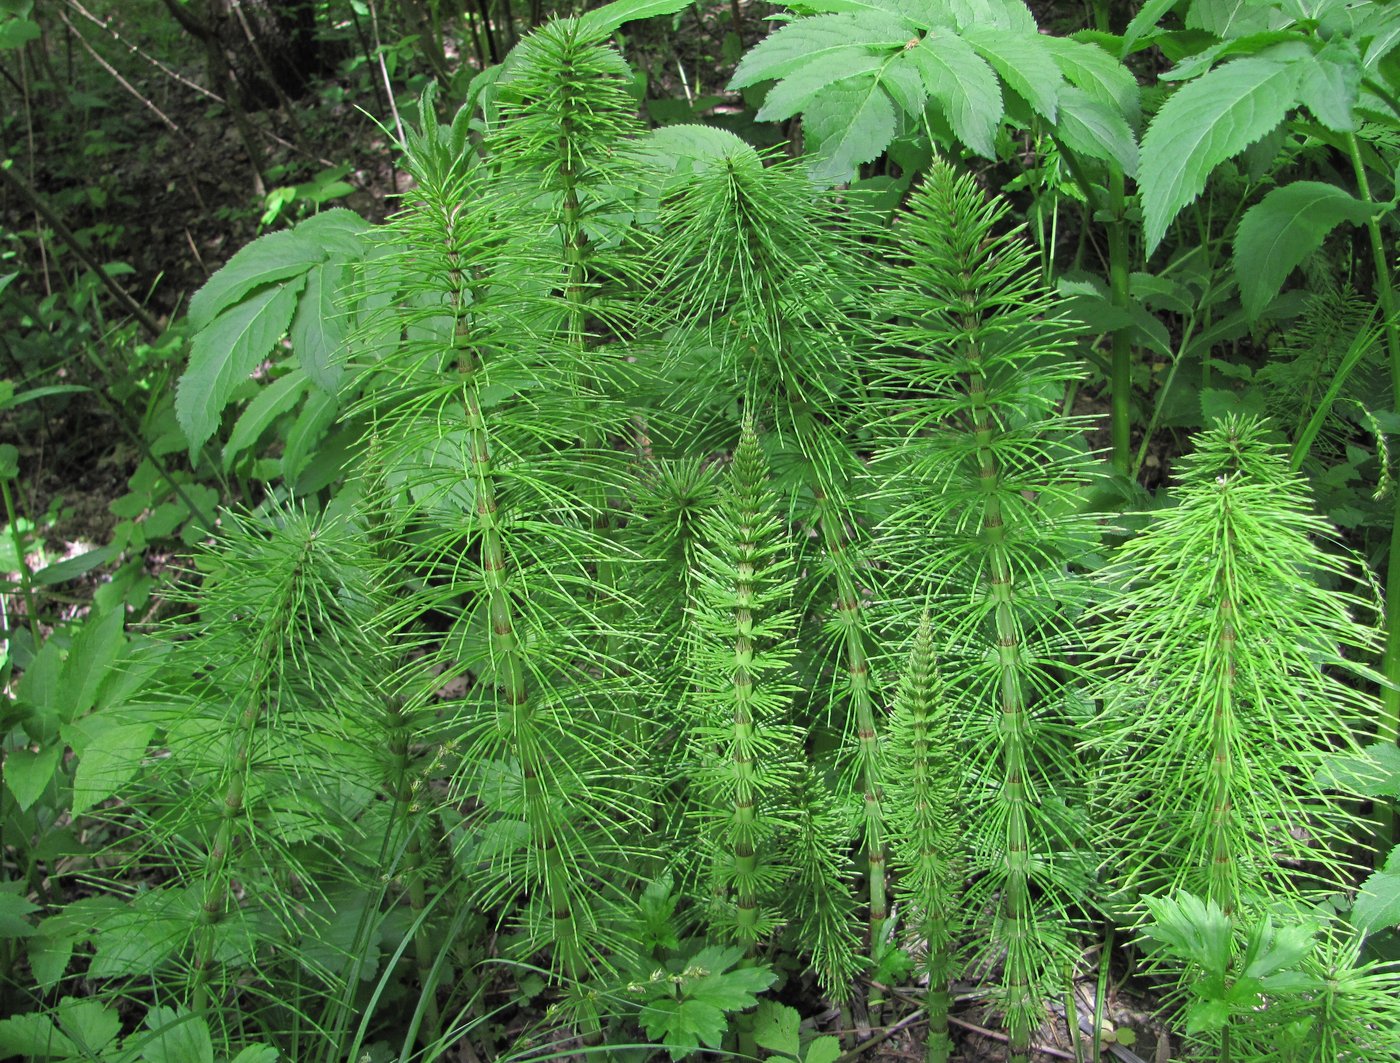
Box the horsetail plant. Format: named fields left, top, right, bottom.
left=870, top=162, right=1101, bottom=1062
left=351, top=89, right=657, bottom=995
left=1090, top=417, right=1380, bottom=916
left=886, top=613, right=962, bottom=1063
left=685, top=422, right=802, bottom=952
left=647, top=132, right=892, bottom=992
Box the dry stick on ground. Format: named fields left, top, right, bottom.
left=228, top=1, right=306, bottom=148
left=0, top=161, right=164, bottom=338
left=66, top=0, right=340, bottom=170
left=55, top=8, right=212, bottom=216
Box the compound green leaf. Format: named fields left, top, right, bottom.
left=804, top=76, right=898, bottom=182
left=1296, top=37, right=1362, bottom=131
left=142, top=1007, right=214, bottom=1063
left=63, top=605, right=125, bottom=720
left=1043, top=36, right=1140, bottom=123
left=177, top=277, right=304, bottom=456
left=1140, top=55, right=1302, bottom=252
left=56, top=998, right=120, bottom=1056
left=909, top=31, right=1003, bottom=156
left=578, top=0, right=696, bottom=35
left=1123, top=0, right=1185, bottom=54
left=291, top=261, right=351, bottom=395
left=28, top=930, right=75, bottom=989
left=0, top=1014, right=77, bottom=1059
left=756, top=50, right=884, bottom=121
left=947, top=0, right=1037, bottom=33
left=1234, top=180, right=1378, bottom=319
left=289, top=206, right=370, bottom=256
left=186, top=228, right=320, bottom=331
left=754, top=1000, right=801, bottom=1057
left=0, top=891, right=37, bottom=937
left=962, top=26, right=1063, bottom=120
left=68, top=716, right=156, bottom=817
left=223, top=369, right=311, bottom=468
left=1187, top=0, right=1281, bottom=37
left=1055, top=86, right=1139, bottom=177
left=791, top=0, right=924, bottom=22
left=880, top=59, right=928, bottom=117
left=1354, top=847, right=1400, bottom=931
left=729, top=13, right=910, bottom=89
left=3, top=743, right=62, bottom=811
left=1360, top=5, right=1400, bottom=70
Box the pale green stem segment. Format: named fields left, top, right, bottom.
left=816, top=500, right=888, bottom=960
left=1207, top=502, right=1240, bottom=922
left=387, top=707, right=441, bottom=1042
left=966, top=348, right=1036, bottom=1063
left=445, top=210, right=583, bottom=979
left=191, top=676, right=266, bottom=1015
left=730, top=557, right=763, bottom=947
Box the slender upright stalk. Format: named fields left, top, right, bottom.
left=1346, top=135, right=1400, bottom=765
left=1107, top=166, right=1134, bottom=474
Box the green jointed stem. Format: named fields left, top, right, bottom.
left=1108, top=167, right=1133, bottom=475
left=387, top=709, right=441, bottom=1042
left=1345, top=134, right=1400, bottom=754
left=1207, top=514, right=1240, bottom=919
left=888, top=615, right=958, bottom=1063
left=816, top=501, right=888, bottom=951
left=968, top=365, right=1036, bottom=1063
left=445, top=216, right=583, bottom=979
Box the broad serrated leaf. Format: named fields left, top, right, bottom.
left=177, top=277, right=304, bottom=456
left=757, top=50, right=884, bottom=121
left=88, top=892, right=190, bottom=978
left=28, top=931, right=75, bottom=989
left=1043, top=36, right=1140, bottom=124
left=880, top=59, right=927, bottom=116
left=1296, top=37, right=1361, bottom=131
left=947, top=0, right=1037, bottom=33
left=962, top=27, right=1063, bottom=120
left=1360, top=5, right=1400, bottom=70
left=729, top=13, right=909, bottom=89
left=1354, top=848, right=1400, bottom=931
left=1234, top=180, right=1377, bottom=319
left=291, top=261, right=350, bottom=394
left=67, top=716, right=156, bottom=816
left=0, top=892, right=37, bottom=937
left=790, top=0, right=923, bottom=22
left=804, top=76, right=898, bottom=183
left=1187, top=0, right=1281, bottom=37
left=1123, top=0, right=1185, bottom=54
left=909, top=32, right=1003, bottom=156
left=0, top=1014, right=77, bottom=1059
left=754, top=1000, right=801, bottom=1057
left=641, top=997, right=728, bottom=1057
left=578, top=0, right=696, bottom=35
left=3, top=743, right=62, bottom=811
left=142, top=1007, right=214, bottom=1063
left=806, top=1037, right=842, bottom=1063
left=63, top=605, right=124, bottom=720
left=186, top=228, right=321, bottom=331
left=56, top=998, right=120, bottom=1056
left=1055, top=86, right=1139, bottom=176
left=1140, top=55, right=1302, bottom=252
left=290, top=206, right=369, bottom=256
left=223, top=370, right=311, bottom=467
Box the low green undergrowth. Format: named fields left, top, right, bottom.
left=4, top=2, right=1400, bottom=1061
